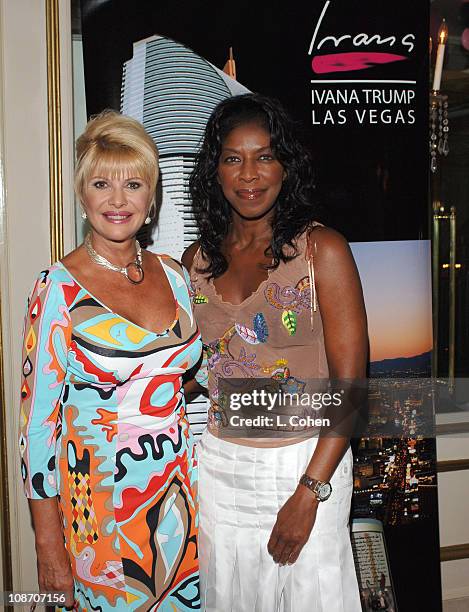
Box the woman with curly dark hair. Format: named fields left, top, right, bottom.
left=183, top=94, right=366, bottom=612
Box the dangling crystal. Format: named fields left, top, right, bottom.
left=429, top=92, right=449, bottom=172
left=443, top=139, right=449, bottom=156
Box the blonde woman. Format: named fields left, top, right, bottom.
left=19, top=111, right=201, bottom=610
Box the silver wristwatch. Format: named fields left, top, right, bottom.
left=299, top=473, right=332, bottom=502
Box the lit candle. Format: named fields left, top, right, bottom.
left=433, top=19, right=448, bottom=92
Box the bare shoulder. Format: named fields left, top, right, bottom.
left=60, top=245, right=86, bottom=272
left=181, top=240, right=200, bottom=271
left=307, top=226, right=362, bottom=293
left=308, top=226, right=353, bottom=263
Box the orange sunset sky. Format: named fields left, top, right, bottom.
left=350, top=240, right=433, bottom=363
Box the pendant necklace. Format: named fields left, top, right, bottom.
left=85, top=233, right=144, bottom=285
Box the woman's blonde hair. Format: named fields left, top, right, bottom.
left=74, top=110, right=159, bottom=204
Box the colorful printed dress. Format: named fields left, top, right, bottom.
left=19, top=256, right=202, bottom=611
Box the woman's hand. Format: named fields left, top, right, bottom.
left=267, top=486, right=319, bottom=565
left=28, top=498, right=75, bottom=607
left=36, top=539, right=75, bottom=606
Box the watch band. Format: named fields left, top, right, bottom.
left=299, top=473, right=331, bottom=501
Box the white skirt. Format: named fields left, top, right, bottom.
left=197, top=431, right=361, bottom=612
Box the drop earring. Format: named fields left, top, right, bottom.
left=144, top=202, right=155, bottom=225
left=81, top=209, right=87, bottom=220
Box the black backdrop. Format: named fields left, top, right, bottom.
left=81, top=0, right=430, bottom=243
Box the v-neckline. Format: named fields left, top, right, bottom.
left=209, top=267, right=273, bottom=308
left=196, top=245, right=275, bottom=308
left=56, top=258, right=179, bottom=337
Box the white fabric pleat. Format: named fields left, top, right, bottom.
left=198, top=432, right=361, bottom=612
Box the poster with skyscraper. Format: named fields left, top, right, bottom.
left=77, top=1, right=440, bottom=609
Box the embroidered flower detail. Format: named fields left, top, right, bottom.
left=279, top=376, right=306, bottom=394
left=218, top=326, right=236, bottom=355
left=253, top=312, right=268, bottom=343
left=238, top=347, right=260, bottom=370
left=193, top=293, right=209, bottom=304
left=262, top=358, right=290, bottom=380
left=271, top=366, right=291, bottom=381
left=208, top=352, right=221, bottom=369
left=282, top=309, right=297, bottom=336
left=235, top=323, right=259, bottom=345
left=264, top=276, right=311, bottom=313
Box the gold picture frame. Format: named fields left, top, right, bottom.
left=46, top=0, right=64, bottom=264
left=0, top=292, right=13, bottom=596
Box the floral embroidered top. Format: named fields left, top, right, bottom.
left=189, top=229, right=330, bottom=444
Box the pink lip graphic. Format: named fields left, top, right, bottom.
left=312, top=52, right=407, bottom=74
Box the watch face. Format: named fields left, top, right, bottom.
left=318, top=482, right=332, bottom=501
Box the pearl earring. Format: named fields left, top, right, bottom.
left=145, top=202, right=154, bottom=225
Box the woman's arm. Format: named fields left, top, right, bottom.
left=301, top=227, right=367, bottom=478
left=20, top=270, right=75, bottom=604
left=268, top=227, right=368, bottom=565
left=29, top=499, right=75, bottom=605
left=183, top=377, right=206, bottom=400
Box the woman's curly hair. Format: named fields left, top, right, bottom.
left=189, top=93, right=318, bottom=278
